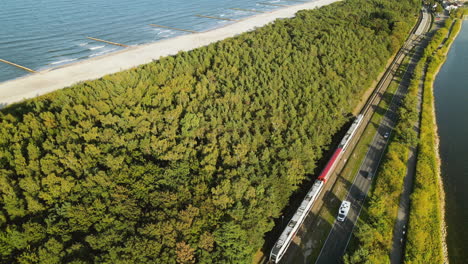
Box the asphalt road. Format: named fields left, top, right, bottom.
left=314, top=9, right=431, bottom=264
left=314, top=63, right=402, bottom=264
left=266, top=8, right=431, bottom=264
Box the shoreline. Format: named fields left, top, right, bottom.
left=431, top=18, right=464, bottom=264
left=0, top=0, right=340, bottom=108
left=432, top=61, right=448, bottom=264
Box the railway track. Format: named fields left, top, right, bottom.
left=314, top=7, right=432, bottom=264
left=275, top=8, right=432, bottom=264
left=361, top=9, right=428, bottom=118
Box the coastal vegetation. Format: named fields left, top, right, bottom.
left=405, top=8, right=467, bottom=263
left=0, top=0, right=419, bottom=263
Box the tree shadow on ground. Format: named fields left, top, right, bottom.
left=278, top=212, right=334, bottom=264
left=0, top=100, right=41, bottom=118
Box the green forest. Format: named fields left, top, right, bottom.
left=0, top=0, right=419, bottom=263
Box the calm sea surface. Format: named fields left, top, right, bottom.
left=434, top=20, right=468, bottom=264
left=0, top=0, right=300, bottom=83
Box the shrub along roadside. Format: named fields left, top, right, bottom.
left=404, top=9, right=467, bottom=263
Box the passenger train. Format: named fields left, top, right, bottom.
left=270, top=114, right=363, bottom=263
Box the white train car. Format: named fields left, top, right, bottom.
left=339, top=114, right=363, bottom=151
left=269, top=114, right=365, bottom=263
left=269, top=180, right=324, bottom=263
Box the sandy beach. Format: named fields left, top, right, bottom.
left=0, top=0, right=339, bottom=107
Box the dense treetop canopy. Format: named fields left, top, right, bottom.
left=0, top=0, right=418, bottom=263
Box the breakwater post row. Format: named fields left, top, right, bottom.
left=195, top=15, right=238, bottom=21
left=86, top=37, right=129, bottom=47
left=0, top=59, right=37, bottom=73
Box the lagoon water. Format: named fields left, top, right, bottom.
left=434, top=20, right=468, bottom=264
left=0, top=0, right=296, bottom=83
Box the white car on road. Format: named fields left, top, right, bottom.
left=337, top=201, right=351, bottom=222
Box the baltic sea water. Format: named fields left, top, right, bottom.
left=434, top=20, right=468, bottom=264
left=0, top=0, right=297, bottom=83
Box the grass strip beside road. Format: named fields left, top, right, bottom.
left=342, top=48, right=415, bottom=253
left=344, top=38, right=423, bottom=263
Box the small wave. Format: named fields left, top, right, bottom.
left=50, top=49, right=88, bottom=59
left=153, top=29, right=177, bottom=38
left=49, top=58, right=78, bottom=65
left=230, top=10, right=245, bottom=16
left=161, top=33, right=176, bottom=38
left=78, top=42, right=88, bottom=47
left=154, top=29, right=172, bottom=35
left=89, top=45, right=105, bottom=50
left=89, top=47, right=118, bottom=58
left=48, top=48, right=67, bottom=54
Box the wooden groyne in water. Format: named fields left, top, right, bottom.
left=0, top=59, right=36, bottom=73
left=86, top=37, right=129, bottom=47
left=195, top=15, right=238, bottom=21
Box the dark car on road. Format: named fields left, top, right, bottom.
left=362, top=171, right=373, bottom=180
left=358, top=192, right=366, bottom=202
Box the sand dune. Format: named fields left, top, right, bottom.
left=0, top=0, right=339, bottom=107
